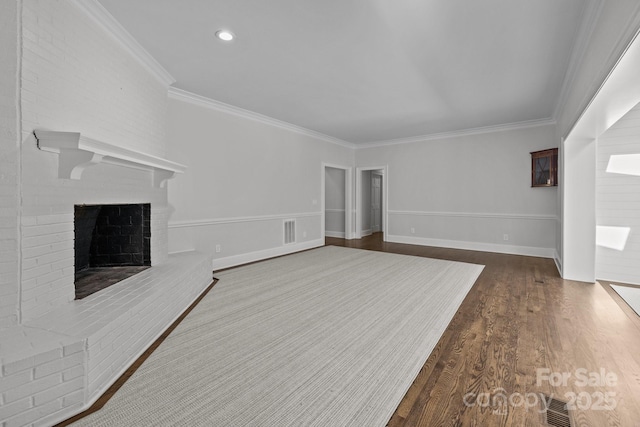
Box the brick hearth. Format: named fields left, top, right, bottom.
left=0, top=252, right=211, bottom=426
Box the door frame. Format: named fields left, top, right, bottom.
left=321, top=163, right=353, bottom=240
left=356, top=165, right=388, bottom=240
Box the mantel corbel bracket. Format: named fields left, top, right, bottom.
left=153, top=169, right=176, bottom=188
left=57, top=148, right=104, bottom=180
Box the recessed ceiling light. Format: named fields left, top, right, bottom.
left=215, top=30, right=234, bottom=42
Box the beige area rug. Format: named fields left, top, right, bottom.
left=73, top=246, right=484, bottom=426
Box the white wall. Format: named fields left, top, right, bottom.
left=596, top=103, right=640, bottom=284
left=356, top=124, right=558, bottom=257
left=167, top=93, right=354, bottom=269
left=324, top=167, right=346, bottom=237
left=0, top=0, right=20, bottom=328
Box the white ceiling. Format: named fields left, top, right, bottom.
left=98, top=0, right=592, bottom=145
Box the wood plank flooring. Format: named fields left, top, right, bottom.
left=327, top=233, right=640, bottom=427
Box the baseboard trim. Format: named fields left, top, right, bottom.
left=211, top=239, right=324, bottom=271
left=361, top=229, right=372, bottom=237
left=553, top=249, right=562, bottom=276
left=386, top=234, right=555, bottom=259
left=325, top=231, right=346, bottom=238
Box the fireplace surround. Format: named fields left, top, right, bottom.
left=0, top=129, right=212, bottom=427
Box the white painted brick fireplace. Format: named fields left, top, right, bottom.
left=1, top=107, right=213, bottom=424
left=0, top=1, right=213, bottom=425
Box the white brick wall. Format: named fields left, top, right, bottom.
left=1, top=1, right=212, bottom=426
left=18, top=0, right=171, bottom=321
left=21, top=0, right=168, bottom=158
left=0, top=326, right=87, bottom=427
left=0, top=0, right=20, bottom=328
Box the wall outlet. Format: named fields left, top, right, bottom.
left=503, top=234, right=509, bottom=241
left=410, top=227, right=415, bottom=234
left=303, top=231, right=307, bottom=238
left=215, top=244, right=221, bottom=253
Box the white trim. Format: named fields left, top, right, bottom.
left=357, top=119, right=556, bottom=148
left=325, top=208, right=346, bottom=213
left=70, top=0, right=175, bottom=86
left=168, top=212, right=321, bottom=229
left=212, top=238, right=324, bottom=271
left=169, top=87, right=356, bottom=150
left=325, top=231, right=346, bottom=238
left=361, top=229, right=373, bottom=237
left=553, top=249, right=562, bottom=276
left=388, top=210, right=557, bottom=221
left=387, top=234, right=555, bottom=259
left=34, top=130, right=186, bottom=187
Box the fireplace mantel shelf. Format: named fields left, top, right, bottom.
left=34, top=130, right=186, bottom=187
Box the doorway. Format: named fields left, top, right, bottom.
left=371, top=172, right=383, bottom=233
left=356, top=166, right=388, bottom=240
left=322, top=163, right=353, bottom=240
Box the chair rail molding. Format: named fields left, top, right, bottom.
left=388, top=210, right=557, bottom=221
left=168, top=212, right=322, bottom=229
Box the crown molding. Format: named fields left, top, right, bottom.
left=552, top=0, right=604, bottom=121
left=70, top=0, right=175, bottom=86
left=356, top=118, right=557, bottom=149
left=169, top=87, right=557, bottom=150
left=168, top=87, right=357, bottom=150
left=555, top=1, right=640, bottom=136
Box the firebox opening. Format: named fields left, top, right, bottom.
left=74, top=203, right=151, bottom=299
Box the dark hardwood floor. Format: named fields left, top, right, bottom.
left=328, top=233, right=640, bottom=427
left=59, top=233, right=640, bottom=426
